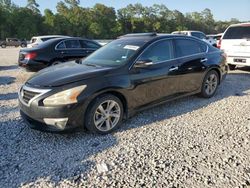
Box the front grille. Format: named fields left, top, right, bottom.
left=22, top=89, right=41, bottom=104
left=19, top=85, right=51, bottom=105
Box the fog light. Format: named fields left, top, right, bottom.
left=43, top=118, right=68, bottom=129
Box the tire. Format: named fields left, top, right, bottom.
left=200, top=70, right=219, bottom=98
left=1, top=44, right=6, bottom=48
left=21, top=44, right=26, bottom=48
left=229, top=64, right=236, bottom=70
left=85, top=94, right=124, bottom=134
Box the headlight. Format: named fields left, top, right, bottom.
left=43, top=85, right=86, bottom=106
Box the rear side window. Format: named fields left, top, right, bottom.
left=175, top=39, right=205, bottom=58
left=80, top=40, right=100, bottom=49
left=223, top=26, right=250, bottom=39
left=138, top=40, right=174, bottom=63
left=65, top=40, right=81, bottom=49
left=56, top=41, right=66, bottom=49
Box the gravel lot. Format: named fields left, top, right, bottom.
left=0, top=48, right=250, bottom=188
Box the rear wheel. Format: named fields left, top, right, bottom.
left=1, top=44, right=6, bottom=48
left=229, top=64, right=236, bottom=70
left=85, top=94, right=124, bottom=134
left=21, top=44, right=26, bottom=48
left=200, top=70, right=219, bottom=98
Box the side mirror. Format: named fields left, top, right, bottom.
left=134, top=60, right=153, bottom=68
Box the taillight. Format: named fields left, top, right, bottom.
left=217, top=39, right=222, bottom=49
left=25, top=52, right=37, bottom=60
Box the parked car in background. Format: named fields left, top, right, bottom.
left=18, top=33, right=228, bottom=134
left=172, top=30, right=217, bottom=47
left=207, top=33, right=223, bottom=47
left=0, top=38, right=27, bottom=48
left=219, top=23, right=250, bottom=70
left=18, top=37, right=101, bottom=71
left=27, top=35, right=69, bottom=48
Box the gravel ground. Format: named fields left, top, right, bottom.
left=0, top=48, right=250, bottom=188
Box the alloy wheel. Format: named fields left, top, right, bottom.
left=93, top=100, right=121, bottom=132
left=204, top=73, right=218, bottom=95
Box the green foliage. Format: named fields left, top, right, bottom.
left=0, top=1, right=245, bottom=40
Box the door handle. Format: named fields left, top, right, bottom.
left=61, top=51, right=67, bottom=54
left=169, top=66, right=179, bottom=72
left=200, top=58, right=208, bottom=63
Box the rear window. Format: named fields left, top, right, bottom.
left=223, top=26, right=250, bottom=39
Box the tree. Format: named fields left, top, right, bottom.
left=26, top=0, right=40, bottom=14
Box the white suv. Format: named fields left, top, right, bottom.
left=219, top=23, right=250, bottom=70
left=172, top=30, right=216, bottom=46
left=27, top=35, right=69, bottom=48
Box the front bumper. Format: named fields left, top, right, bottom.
left=19, top=97, right=86, bottom=132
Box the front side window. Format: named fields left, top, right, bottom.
left=175, top=39, right=204, bottom=58
left=65, top=40, right=81, bottom=49
left=138, top=40, right=174, bottom=63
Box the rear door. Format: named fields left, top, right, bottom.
left=61, top=39, right=83, bottom=61
left=173, top=38, right=208, bottom=94
left=221, top=25, right=250, bottom=57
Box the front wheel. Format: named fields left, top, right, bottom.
left=200, top=70, right=219, bottom=98
left=85, top=94, right=124, bottom=134
left=1, top=44, right=6, bottom=48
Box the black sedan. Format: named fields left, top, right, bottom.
left=18, top=37, right=101, bottom=71
left=18, top=33, right=228, bottom=134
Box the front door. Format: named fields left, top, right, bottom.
left=129, top=39, right=181, bottom=109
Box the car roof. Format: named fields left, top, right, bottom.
left=172, top=30, right=204, bottom=33
left=119, top=33, right=202, bottom=41
left=228, top=22, right=250, bottom=27
left=31, top=35, right=69, bottom=39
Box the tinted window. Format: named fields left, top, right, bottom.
left=65, top=40, right=81, bottom=49
left=56, top=42, right=66, bottom=49
left=223, top=26, right=250, bottom=39
left=41, top=37, right=55, bottom=42
left=138, top=40, right=173, bottom=63
left=175, top=39, right=203, bottom=57
left=80, top=40, right=100, bottom=49
left=191, top=32, right=206, bottom=39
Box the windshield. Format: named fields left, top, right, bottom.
left=81, top=39, right=147, bottom=67
left=223, top=26, right=250, bottom=39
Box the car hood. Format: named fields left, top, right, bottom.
left=27, top=61, right=112, bottom=87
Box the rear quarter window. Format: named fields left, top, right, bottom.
left=175, top=39, right=206, bottom=58
left=223, top=26, right=250, bottom=39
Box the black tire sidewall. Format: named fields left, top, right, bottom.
left=201, top=70, right=219, bottom=98
left=85, top=94, right=124, bottom=134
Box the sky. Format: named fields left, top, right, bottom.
left=12, top=0, right=250, bottom=21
